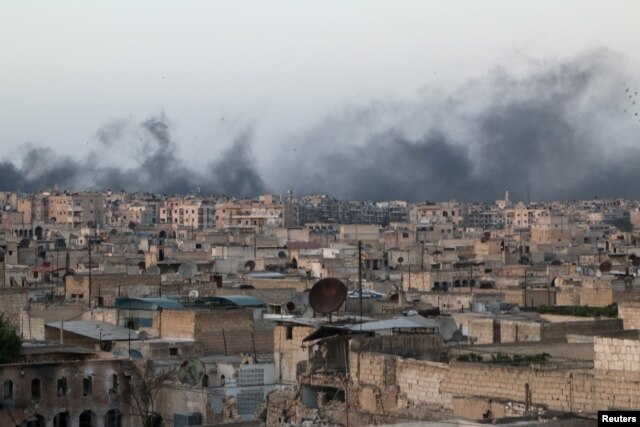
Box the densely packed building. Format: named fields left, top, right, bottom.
left=1, top=189, right=640, bottom=426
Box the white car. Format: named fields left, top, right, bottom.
left=348, top=289, right=385, bottom=299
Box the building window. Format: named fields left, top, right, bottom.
left=3, top=380, right=13, bottom=400
left=111, top=374, right=119, bottom=394
left=31, top=378, right=41, bottom=400
left=286, top=326, right=293, bottom=340
left=83, top=376, right=92, bottom=396
left=57, top=377, right=68, bottom=397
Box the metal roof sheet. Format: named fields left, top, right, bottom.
left=45, top=320, right=140, bottom=341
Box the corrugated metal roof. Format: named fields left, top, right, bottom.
left=115, top=297, right=184, bottom=310
left=195, top=295, right=266, bottom=307
left=45, top=320, right=140, bottom=341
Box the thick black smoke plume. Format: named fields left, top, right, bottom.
left=0, top=113, right=265, bottom=196
left=272, top=48, right=640, bottom=201
left=0, top=49, right=638, bottom=201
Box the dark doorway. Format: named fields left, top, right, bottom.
left=53, top=411, right=70, bottom=427
left=79, top=410, right=96, bottom=427
left=104, top=409, right=123, bottom=427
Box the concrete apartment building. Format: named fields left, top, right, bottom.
left=215, top=196, right=285, bottom=230
left=48, top=193, right=105, bottom=227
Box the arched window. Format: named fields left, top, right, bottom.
left=53, top=410, right=70, bottom=427
left=31, top=378, right=41, bottom=400
left=79, top=410, right=96, bottom=427
left=3, top=379, right=13, bottom=399
left=104, top=409, right=123, bottom=427
left=111, top=374, right=119, bottom=394
left=57, top=377, right=68, bottom=397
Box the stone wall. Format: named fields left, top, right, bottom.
left=441, top=363, right=596, bottom=414
left=274, top=324, right=314, bottom=384
left=0, top=288, right=29, bottom=329
left=396, top=359, right=452, bottom=409
left=500, top=319, right=541, bottom=343
left=64, top=273, right=162, bottom=306
left=158, top=309, right=271, bottom=355
left=540, top=319, right=622, bottom=341
left=619, top=302, right=640, bottom=330
left=594, top=336, right=640, bottom=374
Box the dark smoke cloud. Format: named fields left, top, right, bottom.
left=272, top=48, right=640, bottom=201
left=0, top=113, right=265, bottom=196
left=1, top=49, right=638, bottom=201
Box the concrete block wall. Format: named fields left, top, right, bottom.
left=500, top=320, right=541, bottom=343
left=350, top=351, right=392, bottom=387
left=619, top=302, right=640, bottom=330
left=396, top=359, right=452, bottom=409
left=594, top=337, right=640, bottom=372
left=274, top=324, right=314, bottom=384
left=441, top=363, right=596, bottom=414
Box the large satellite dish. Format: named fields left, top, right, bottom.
left=309, top=278, right=347, bottom=314
left=599, top=261, right=612, bottom=273
left=245, top=260, right=256, bottom=271
left=178, top=262, right=197, bottom=279
left=189, top=289, right=199, bottom=299
left=177, top=358, right=205, bottom=386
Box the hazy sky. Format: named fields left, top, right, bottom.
left=1, top=1, right=639, bottom=199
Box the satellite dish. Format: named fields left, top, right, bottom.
left=309, top=278, right=347, bottom=314
left=178, top=262, right=197, bottom=279
left=397, top=256, right=404, bottom=264
left=576, top=266, right=582, bottom=273
left=286, top=301, right=295, bottom=312
left=146, top=265, right=161, bottom=276
left=599, top=261, right=612, bottom=273
left=189, top=289, right=199, bottom=299
left=596, top=270, right=602, bottom=278
left=177, top=358, right=205, bottom=386
left=552, top=277, right=564, bottom=287
left=245, top=260, right=256, bottom=271
left=278, top=251, right=287, bottom=259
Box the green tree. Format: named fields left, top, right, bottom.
left=0, top=315, right=21, bottom=364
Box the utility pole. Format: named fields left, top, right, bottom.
left=358, top=240, right=363, bottom=323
